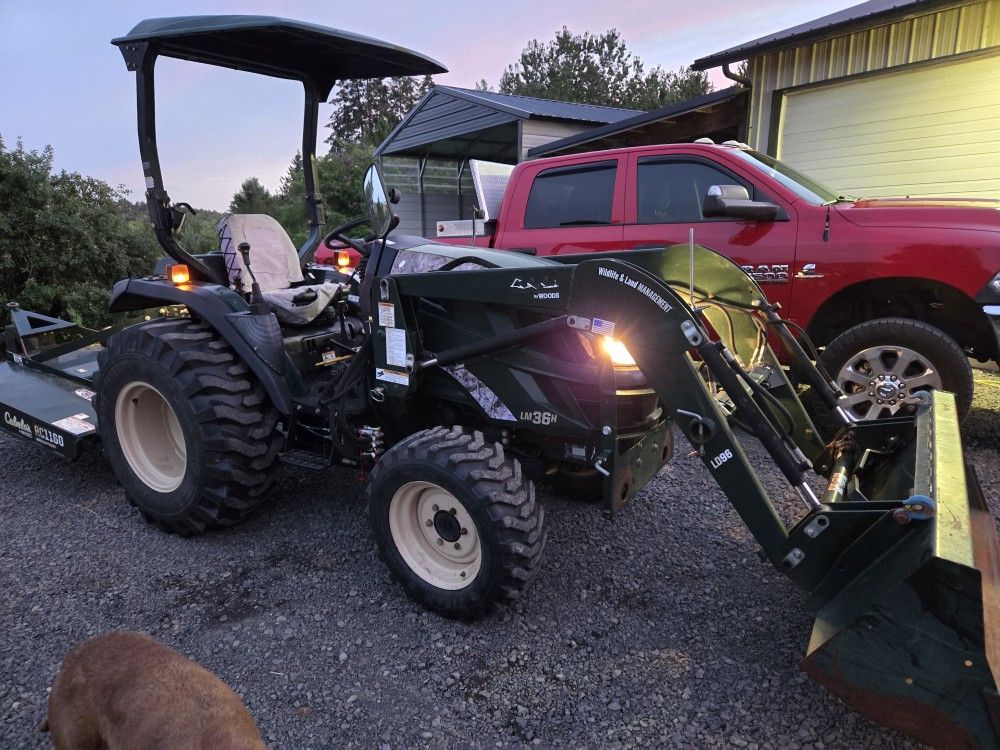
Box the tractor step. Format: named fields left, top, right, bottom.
left=0, top=359, right=99, bottom=459
left=279, top=449, right=330, bottom=471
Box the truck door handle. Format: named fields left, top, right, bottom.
left=507, top=247, right=537, bottom=255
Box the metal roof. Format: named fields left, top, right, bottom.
left=112, top=16, right=446, bottom=97
left=693, top=0, right=943, bottom=69
left=527, top=86, right=745, bottom=158
left=376, top=85, right=639, bottom=160
left=437, top=87, right=640, bottom=124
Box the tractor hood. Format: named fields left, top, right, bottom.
left=835, top=196, right=1000, bottom=232
left=386, top=237, right=559, bottom=271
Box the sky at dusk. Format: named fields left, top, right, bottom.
left=1, top=0, right=856, bottom=210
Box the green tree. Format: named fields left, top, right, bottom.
left=262, top=141, right=375, bottom=248
left=497, top=28, right=710, bottom=110
left=177, top=206, right=225, bottom=255
left=626, top=65, right=712, bottom=111
left=229, top=177, right=276, bottom=215
left=0, top=136, right=162, bottom=327
left=325, top=75, right=433, bottom=145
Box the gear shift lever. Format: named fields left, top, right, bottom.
left=238, top=242, right=271, bottom=316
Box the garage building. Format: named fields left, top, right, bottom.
left=693, top=0, right=1000, bottom=198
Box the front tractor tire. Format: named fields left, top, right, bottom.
left=367, top=427, right=546, bottom=618
left=821, top=317, right=973, bottom=422
left=96, top=318, right=282, bottom=535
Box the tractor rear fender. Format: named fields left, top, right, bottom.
left=108, top=278, right=299, bottom=415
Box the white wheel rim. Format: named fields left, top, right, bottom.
left=114, top=381, right=187, bottom=493
left=388, top=481, right=481, bottom=590
left=835, top=344, right=944, bottom=421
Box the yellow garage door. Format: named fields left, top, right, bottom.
left=776, top=53, right=1000, bottom=198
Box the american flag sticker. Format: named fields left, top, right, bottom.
left=592, top=318, right=616, bottom=336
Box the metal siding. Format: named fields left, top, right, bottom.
left=392, top=192, right=425, bottom=235
left=747, top=0, right=1000, bottom=150
left=696, top=0, right=931, bottom=68
left=518, top=120, right=590, bottom=160
left=776, top=53, right=1000, bottom=197
left=390, top=190, right=468, bottom=236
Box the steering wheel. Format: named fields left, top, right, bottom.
left=322, top=217, right=370, bottom=257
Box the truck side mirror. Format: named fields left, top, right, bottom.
left=364, top=165, right=398, bottom=238
left=703, top=184, right=779, bottom=221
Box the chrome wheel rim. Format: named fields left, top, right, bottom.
left=114, top=381, right=187, bottom=493
left=835, top=345, right=943, bottom=420
left=388, top=481, right=481, bottom=590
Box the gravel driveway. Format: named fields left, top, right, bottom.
left=2, top=370, right=998, bottom=748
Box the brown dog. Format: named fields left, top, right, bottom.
left=42, top=631, right=266, bottom=750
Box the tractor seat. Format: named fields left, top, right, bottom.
left=217, top=214, right=341, bottom=326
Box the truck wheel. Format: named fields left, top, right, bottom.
left=95, top=318, right=282, bottom=535
left=821, top=318, right=973, bottom=421
left=367, top=426, right=545, bottom=618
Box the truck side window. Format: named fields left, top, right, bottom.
left=523, top=161, right=617, bottom=229
left=637, top=160, right=751, bottom=224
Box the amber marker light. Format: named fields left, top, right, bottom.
left=336, top=250, right=351, bottom=269
left=168, top=264, right=191, bottom=285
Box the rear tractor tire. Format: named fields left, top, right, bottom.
left=820, top=317, right=973, bottom=422
left=96, top=318, right=282, bottom=535
left=367, top=426, right=546, bottom=618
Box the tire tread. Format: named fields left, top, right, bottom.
left=367, top=426, right=545, bottom=618
left=96, top=318, right=282, bottom=535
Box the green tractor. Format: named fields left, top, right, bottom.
left=2, top=16, right=999, bottom=747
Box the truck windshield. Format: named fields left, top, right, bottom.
left=727, top=149, right=842, bottom=204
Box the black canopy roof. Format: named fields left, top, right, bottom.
left=112, top=15, right=447, bottom=97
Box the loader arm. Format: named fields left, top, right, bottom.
left=562, top=257, right=1000, bottom=748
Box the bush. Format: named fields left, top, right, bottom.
left=0, top=136, right=163, bottom=327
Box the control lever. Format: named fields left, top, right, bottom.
left=237, top=242, right=271, bottom=316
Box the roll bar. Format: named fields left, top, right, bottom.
left=113, top=16, right=446, bottom=282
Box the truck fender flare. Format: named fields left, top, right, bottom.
left=108, top=278, right=296, bottom=415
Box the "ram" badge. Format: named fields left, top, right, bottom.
left=741, top=264, right=789, bottom=283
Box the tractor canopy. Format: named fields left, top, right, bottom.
left=111, top=15, right=446, bottom=98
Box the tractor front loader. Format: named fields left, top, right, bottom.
left=380, top=234, right=1000, bottom=747
left=0, top=15, right=997, bottom=747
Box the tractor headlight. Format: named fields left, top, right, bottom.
left=600, top=337, right=636, bottom=367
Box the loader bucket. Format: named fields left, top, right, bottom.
left=802, top=394, right=1000, bottom=748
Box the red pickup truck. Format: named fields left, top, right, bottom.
left=436, top=143, right=1000, bottom=420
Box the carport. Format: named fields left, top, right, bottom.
left=527, top=86, right=748, bottom=158
left=375, top=85, right=639, bottom=235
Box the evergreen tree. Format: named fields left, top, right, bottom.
left=325, top=75, right=433, bottom=145
left=497, top=28, right=710, bottom=110
left=229, top=177, right=276, bottom=215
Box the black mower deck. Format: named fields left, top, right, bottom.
left=0, top=358, right=98, bottom=459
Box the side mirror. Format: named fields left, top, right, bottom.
left=363, top=165, right=398, bottom=239
left=703, top=184, right=779, bottom=221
